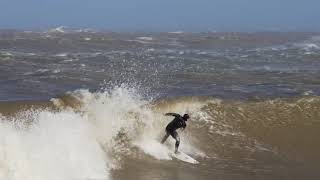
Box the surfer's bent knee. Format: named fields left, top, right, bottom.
left=175, top=139, right=180, bottom=147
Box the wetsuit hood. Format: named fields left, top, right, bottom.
left=183, top=114, right=190, bottom=121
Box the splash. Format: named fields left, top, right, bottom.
left=0, top=85, right=206, bottom=179
left=0, top=110, right=108, bottom=180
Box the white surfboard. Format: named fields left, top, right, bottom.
left=135, top=140, right=199, bottom=164
left=169, top=151, right=199, bottom=164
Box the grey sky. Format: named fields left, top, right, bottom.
left=0, top=0, right=319, bottom=31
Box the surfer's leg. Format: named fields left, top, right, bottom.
left=161, top=132, right=170, bottom=144
left=172, top=131, right=180, bottom=153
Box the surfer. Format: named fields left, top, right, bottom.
left=161, top=113, right=190, bottom=154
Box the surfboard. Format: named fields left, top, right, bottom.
left=135, top=140, right=199, bottom=164
left=169, top=151, right=199, bottom=164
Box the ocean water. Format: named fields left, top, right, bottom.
left=0, top=29, right=320, bottom=180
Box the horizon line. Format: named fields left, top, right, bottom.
left=0, top=26, right=320, bottom=34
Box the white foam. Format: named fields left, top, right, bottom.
left=134, top=140, right=171, bottom=160
left=62, top=59, right=78, bottom=62
left=304, top=52, right=315, bottom=55
left=146, top=48, right=155, bottom=52
left=36, top=69, right=50, bottom=73
left=75, top=28, right=95, bottom=33
left=136, top=37, right=153, bottom=41
left=52, top=69, right=61, bottom=74
left=135, top=135, right=205, bottom=161
left=294, top=42, right=320, bottom=50
left=55, top=53, right=68, bottom=57
left=197, top=51, right=208, bottom=55
left=50, top=98, right=64, bottom=109
left=168, top=31, right=184, bottom=34
left=179, top=51, right=184, bottom=55
left=303, top=90, right=314, bottom=96
left=127, top=40, right=152, bottom=44
left=0, top=110, right=109, bottom=180
left=304, top=43, right=320, bottom=49
left=1, top=52, right=13, bottom=56
left=48, top=26, right=66, bottom=33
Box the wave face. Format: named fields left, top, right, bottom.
left=0, top=86, right=320, bottom=179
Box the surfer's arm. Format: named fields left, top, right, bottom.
left=165, top=113, right=180, bottom=117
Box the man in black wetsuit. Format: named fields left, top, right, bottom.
left=161, top=113, right=190, bottom=154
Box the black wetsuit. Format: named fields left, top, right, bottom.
left=161, top=113, right=187, bottom=153
left=165, top=114, right=187, bottom=134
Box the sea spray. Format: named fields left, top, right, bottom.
left=0, top=109, right=108, bottom=180
left=66, top=86, right=206, bottom=161
left=0, top=85, right=209, bottom=180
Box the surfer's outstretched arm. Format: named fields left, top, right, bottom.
left=165, top=113, right=180, bottom=117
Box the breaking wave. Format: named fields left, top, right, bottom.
left=0, top=85, right=320, bottom=179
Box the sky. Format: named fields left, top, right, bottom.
left=0, top=0, right=319, bottom=32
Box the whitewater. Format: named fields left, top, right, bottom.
left=0, top=86, right=208, bottom=180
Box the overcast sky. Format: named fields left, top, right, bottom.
left=0, top=0, right=319, bottom=31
